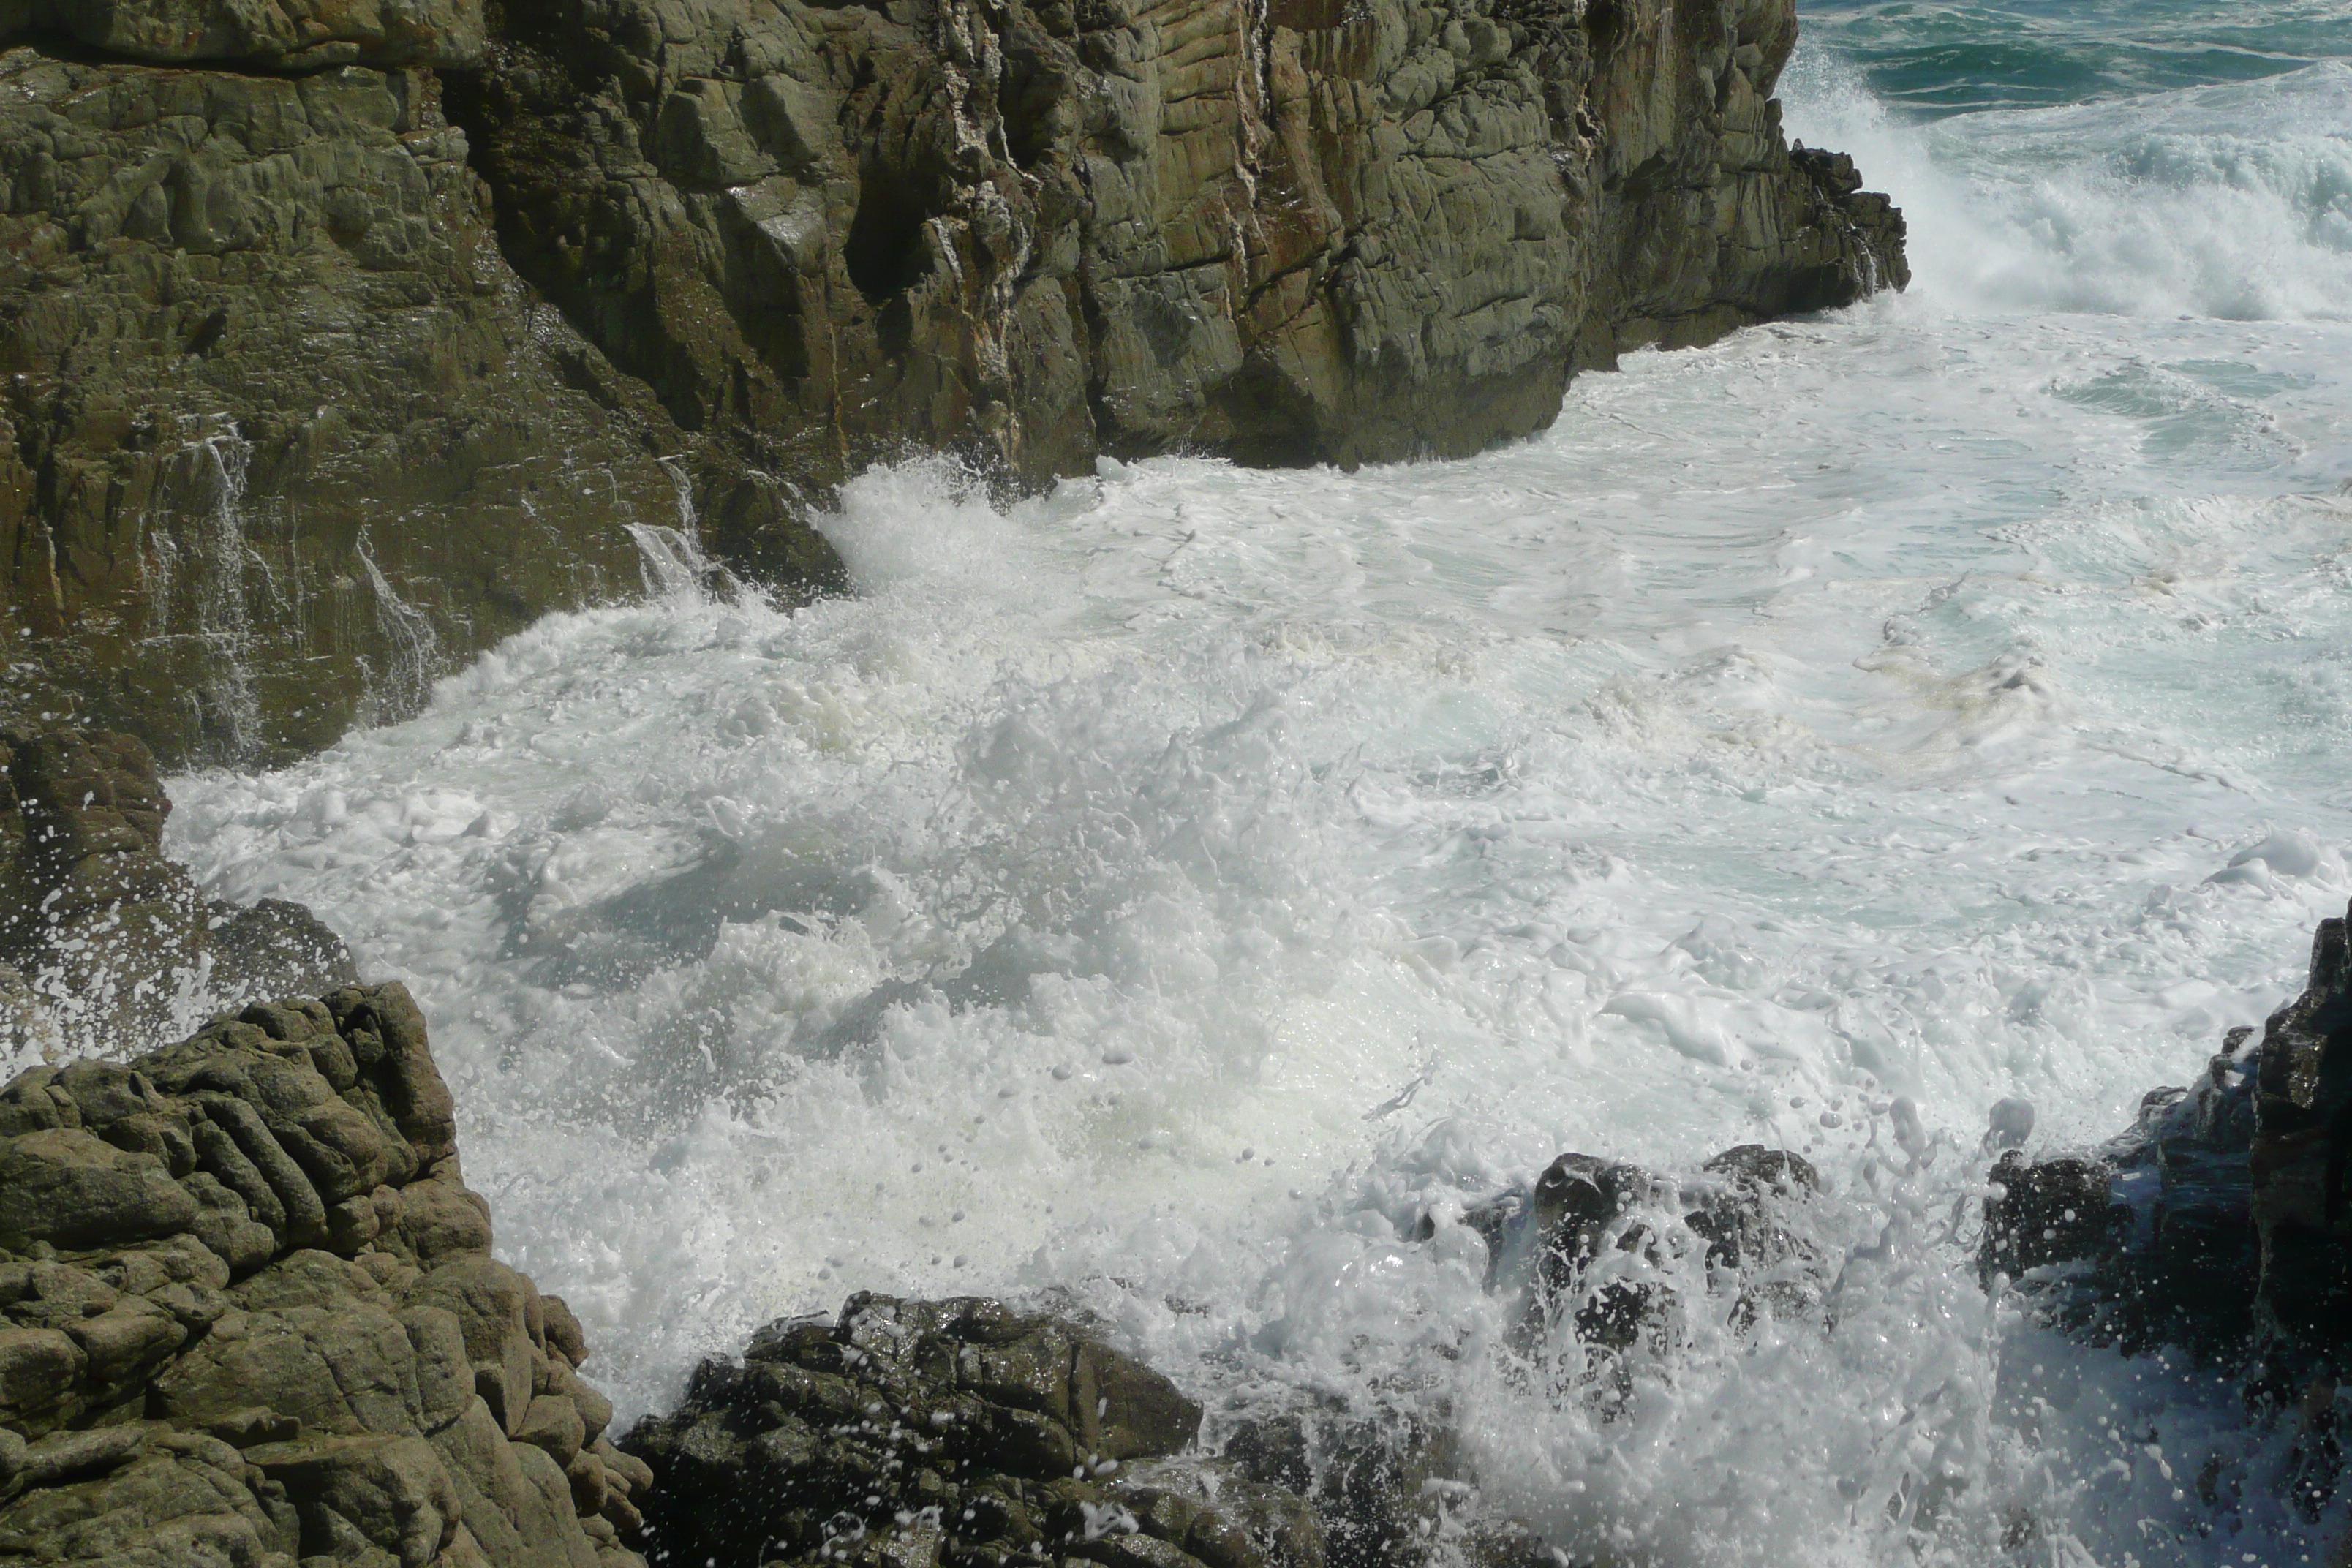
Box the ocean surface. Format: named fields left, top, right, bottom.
left=160, top=4, right=2352, bottom=1563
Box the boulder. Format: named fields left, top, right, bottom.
left=621, top=1292, right=1291, bottom=1568
left=0, top=984, right=644, bottom=1566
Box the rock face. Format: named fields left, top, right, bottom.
left=0, top=15, right=844, bottom=766
left=0, top=0, right=488, bottom=68
left=622, top=1292, right=1320, bottom=1568
left=0, top=725, right=355, bottom=1057
left=453, top=0, right=1905, bottom=485
left=0, top=0, right=1896, bottom=766
left=0, top=980, right=643, bottom=1566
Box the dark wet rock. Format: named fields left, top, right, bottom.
left=620, top=1292, right=1326, bottom=1568
left=0, top=983, right=644, bottom=1566
left=0, top=726, right=355, bottom=1053
left=1428, top=1141, right=1826, bottom=1353
left=1967, top=904, right=2352, bottom=1554
left=2248, top=908, right=2352, bottom=1356
left=1981, top=1153, right=2119, bottom=1281
left=1975, top=896, right=2352, bottom=1526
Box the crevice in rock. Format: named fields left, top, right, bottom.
left=845, top=170, right=938, bottom=309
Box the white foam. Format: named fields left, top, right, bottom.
left=1785, top=55, right=2352, bottom=322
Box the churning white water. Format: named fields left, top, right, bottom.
left=166, top=37, right=2352, bottom=1568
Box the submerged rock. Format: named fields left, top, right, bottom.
left=0, top=982, right=641, bottom=1566
left=1432, top=1140, right=1827, bottom=1352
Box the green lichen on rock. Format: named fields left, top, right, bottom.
left=451, top=0, right=1904, bottom=488
left=0, top=16, right=843, bottom=766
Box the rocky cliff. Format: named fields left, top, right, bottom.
left=0, top=0, right=1901, bottom=765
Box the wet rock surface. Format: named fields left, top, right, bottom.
left=621, top=1292, right=1317, bottom=1568
left=616, top=1145, right=1834, bottom=1568
left=0, top=18, right=843, bottom=765
left=0, top=725, right=355, bottom=1055
left=0, top=0, right=1894, bottom=766
left=1979, top=902, right=2352, bottom=1537
left=0, top=981, right=642, bottom=1566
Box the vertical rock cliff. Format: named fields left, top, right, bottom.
left=0, top=0, right=1901, bottom=764
left=453, top=0, right=1904, bottom=478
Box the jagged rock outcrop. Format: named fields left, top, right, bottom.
left=452, top=0, right=1905, bottom=486
left=1976, top=904, right=2352, bottom=1371
left=622, top=1292, right=1321, bottom=1568
left=1980, top=901, right=2352, bottom=1543
left=0, top=0, right=1896, bottom=766
left=0, top=725, right=355, bottom=1057
left=0, top=980, right=644, bottom=1566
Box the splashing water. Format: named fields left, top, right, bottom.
left=161, top=3, right=2352, bottom=1563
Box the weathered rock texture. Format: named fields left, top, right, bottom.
left=452, top=0, right=1905, bottom=486
left=0, top=980, right=643, bottom=1565
left=0, top=9, right=843, bottom=766
left=0, top=725, right=355, bottom=1058
left=0, top=0, right=489, bottom=68
left=0, top=0, right=1896, bottom=766
left=622, top=1292, right=1323, bottom=1568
